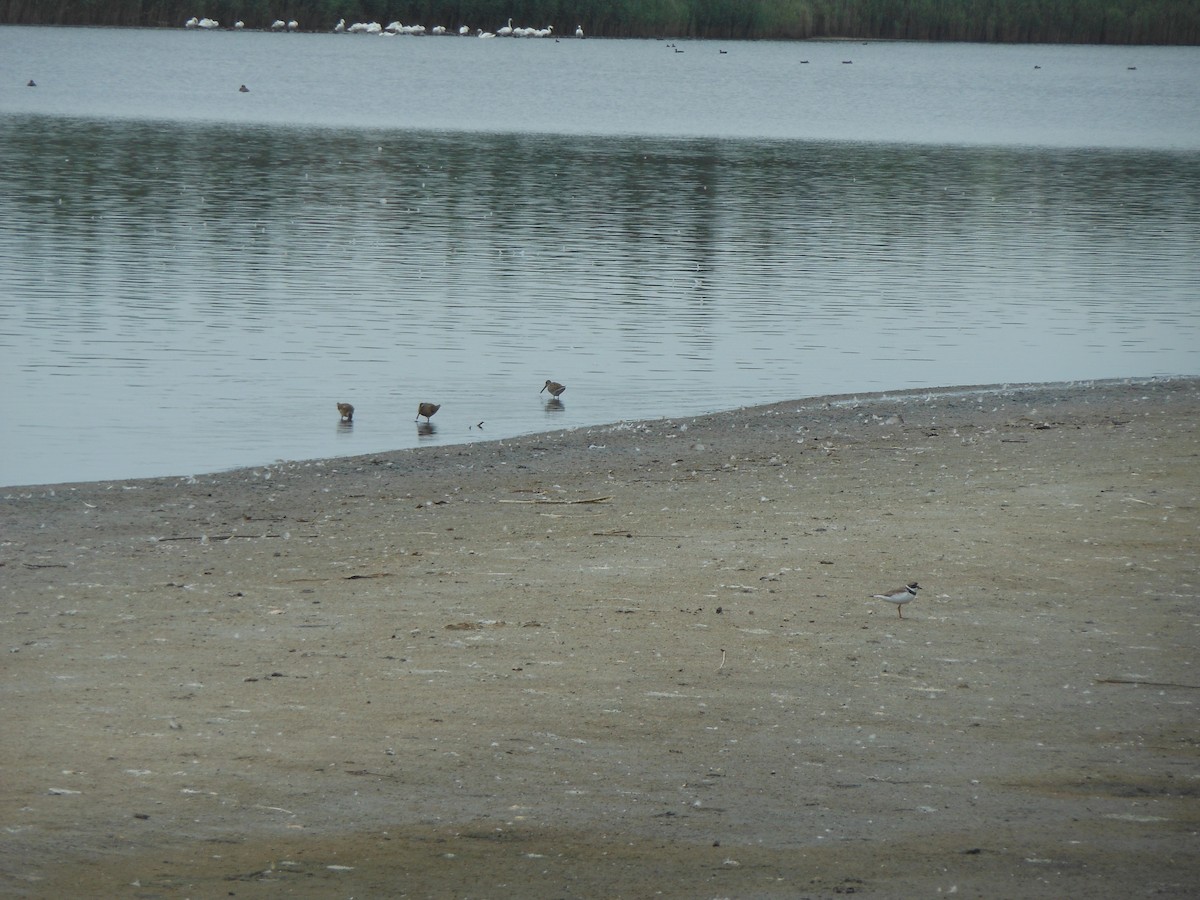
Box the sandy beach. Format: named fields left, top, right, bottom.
left=2, top=378, right=1197, bottom=898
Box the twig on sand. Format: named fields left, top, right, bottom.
left=498, top=496, right=612, bottom=505
left=1096, top=677, right=1200, bottom=689
left=157, top=533, right=285, bottom=542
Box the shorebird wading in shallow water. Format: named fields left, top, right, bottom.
left=540, top=380, right=566, bottom=398
left=336, top=402, right=354, bottom=422
left=870, top=582, right=921, bottom=618
left=415, top=402, right=440, bottom=422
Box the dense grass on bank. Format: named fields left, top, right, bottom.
left=2, top=0, right=1197, bottom=44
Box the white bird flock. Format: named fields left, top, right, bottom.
left=188, top=15, right=562, bottom=38
left=342, top=17, right=555, bottom=37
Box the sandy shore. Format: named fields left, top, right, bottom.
left=2, top=378, right=1198, bottom=898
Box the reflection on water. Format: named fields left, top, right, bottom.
left=2, top=119, right=1199, bottom=485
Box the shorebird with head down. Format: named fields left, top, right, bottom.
left=540, top=380, right=566, bottom=399
left=336, top=402, right=354, bottom=422
left=870, top=582, right=921, bottom=618
left=415, top=402, right=440, bottom=422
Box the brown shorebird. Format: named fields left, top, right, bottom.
left=336, top=402, right=354, bottom=422
left=540, top=380, right=566, bottom=398
left=415, top=402, right=440, bottom=422
left=870, top=582, right=921, bottom=618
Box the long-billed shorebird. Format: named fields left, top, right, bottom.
left=415, top=402, right=440, bottom=422
left=336, top=402, right=354, bottom=422
left=540, top=380, right=566, bottom=398
left=870, top=582, right=921, bottom=618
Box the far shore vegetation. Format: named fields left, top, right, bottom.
left=2, top=0, right=1196, bottom=44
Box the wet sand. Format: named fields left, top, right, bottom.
left=2, top=378, right=1198, bottom=898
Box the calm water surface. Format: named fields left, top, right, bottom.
left=2, top=28, right=1198, bottom=486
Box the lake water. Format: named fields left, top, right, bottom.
left=2, top=27, right=1198, bottom=486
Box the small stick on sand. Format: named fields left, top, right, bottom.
left=498, top=496, right=612, bottom=505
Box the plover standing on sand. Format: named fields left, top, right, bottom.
left=870, top=582, right=921, bottom=618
